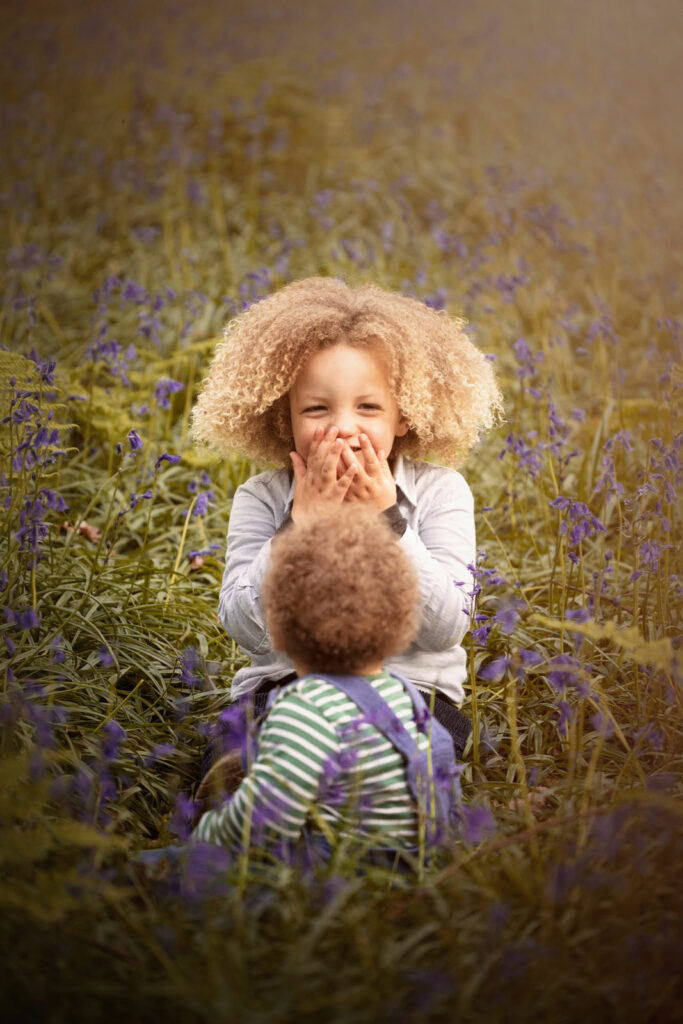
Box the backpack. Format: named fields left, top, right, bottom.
left=270, top=671, right=462, bottom=843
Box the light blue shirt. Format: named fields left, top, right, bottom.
left=218, top=455, right=476, bottom=705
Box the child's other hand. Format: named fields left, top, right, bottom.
left=341, top=434, right=397, bottom=511
left=290, top=426, right=358, bottom=521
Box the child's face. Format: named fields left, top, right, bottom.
left=289, top=344, right=408, bottom=463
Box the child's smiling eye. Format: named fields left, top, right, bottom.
left=302, top=405, right=327, bottom=414
left=359, top=403, right=381, bottom=411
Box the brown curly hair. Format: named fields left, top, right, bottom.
left=192, top=277, right=502, bottom=466
left=263, top=506, right=419, bottom=674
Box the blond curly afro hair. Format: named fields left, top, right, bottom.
left=263, top=506, right=419, bottom=674
left=193, top=276, right=502, bottom=466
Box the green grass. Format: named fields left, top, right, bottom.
left=1, top=2, right=681, bottom=1021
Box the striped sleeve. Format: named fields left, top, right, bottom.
left=193, top=687, right=339, bottom=850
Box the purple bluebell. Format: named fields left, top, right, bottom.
left=155, top=452, right=181, bottom=470
left=518, top=649, right=543, bottom=669
left=181, top=842, right=232, bottom=902
left=153, top=377, right=183, bottom=410
left=546, top=653, right=578, bottom=693
left=132, top=226, right=161, bottom=244
left=591, top=711, right=615, bottom=739
left=179, top=647, right=203, bottom=688
left=4, top=607, right=40, bottom=630
left=98, top=645, right=114, bottom=668
left=144, top=743, right=176, bottom=766
left=494, top=597, right=522, bottom=635
left=460, top=804, right=495, bottom=843
left=51, top=635, right=65, bottom=664
left=169, top=793, right=201, bottom=841
left=550, top=495, right=606, bottom=547
left=556, top=700, right=573, bottom=736
left=194, top=492, right=209, bottom=516
left=129, top=489, right=153, bottom=509
left=479, top=656, right=511, bottom=682
left=101, top=720, right=127, bottom=761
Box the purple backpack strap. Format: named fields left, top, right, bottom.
left=309, top=673, right=460, bottom=836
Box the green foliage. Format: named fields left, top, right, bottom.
left=1, top=1, right=681, bottom=1020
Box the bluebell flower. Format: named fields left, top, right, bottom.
left=591, top=711, right=615, bottom=739
left=181, top=842, right=232, bottom=901
left=155, top=452, right=181, bottom=470
left=98, top=645, right=114, bottom=668
left=101, top=720, right=127, bottom=761
left=144, top=743, right=176, bottom=766
left=128, top=429, right=143, bottom=451
left=121, top=278, right=149, bottom=305
left=471, top=621, right=493, bottom=645
left=556, top=700, right=573, bottom=736
left=153, top=377, right=184, bottom=410
left=550, top=495, right=606, bottom=546
left=4, top=607, right=40, bottom=630
left=169, top=793, right=200, bottom=841
left=546, top=653, right=577, bottom=693
left=179, top=647, right=203, bottom=688
left=51, top=635, right=65, bottom=664
left=494, top=597, right=522, bottom=635
left=460, top=804, right=495, bottom=844
left=479, top=656, right=511, bottom=682
left=565, top=607, right=591, bottom=623
left=194, top=492, right=209, bottom=516
left=129, top=489, right=153, bottom=509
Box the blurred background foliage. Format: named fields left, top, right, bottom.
left=1, top=1, right=681, bottom=1021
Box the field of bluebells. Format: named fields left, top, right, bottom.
left=1, top=1, right=681, bottom=1021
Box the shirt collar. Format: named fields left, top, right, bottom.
left=392, top=454, right=418, bottom=508
left=283, top=455, right=418, bottom=510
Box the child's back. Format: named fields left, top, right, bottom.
left=193, top=508, right=459, bottom=856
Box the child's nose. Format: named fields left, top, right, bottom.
left=335, top=414, right=359, bottom=442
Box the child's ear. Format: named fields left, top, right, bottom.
left=395, top=416, right=409, bottom=438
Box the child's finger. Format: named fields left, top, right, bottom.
left=309, top=425, right=338, bottom=468
left=320, top=436, right=345, bottom=479
left=337, top=460, right=358, bottom=493
left=339, top=441, right=360, bottom=471
left=306, top=425, right=326, bottom=462
left=358, top=433, right=381, bottom=474
left=290, top=451, right=307, bottom=483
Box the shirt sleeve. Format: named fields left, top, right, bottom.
left=217, top=479, right=281, bottom=655
left=399, top=471, right=476, bottom=652
left=192, top=688, right=339, bottom=851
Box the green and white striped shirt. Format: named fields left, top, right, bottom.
left=193, top=670, right=432, bottom=852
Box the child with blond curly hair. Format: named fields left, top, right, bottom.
left=193, top=277, right=502, bottom=762
left=193, top=507, right=459, bottom=856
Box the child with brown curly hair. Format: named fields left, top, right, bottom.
left=193, top=277, right=502, bottom=761
left=193, top=507, right=460, bottom=855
